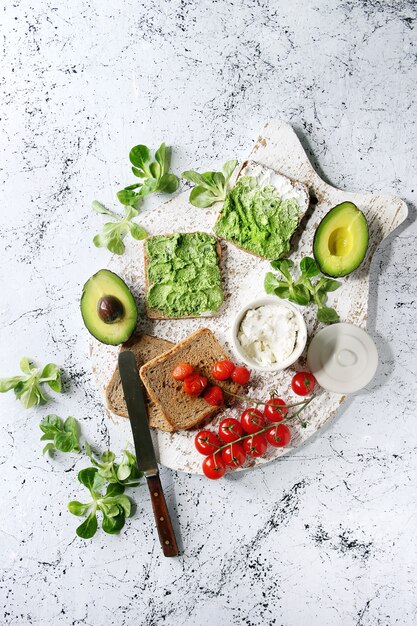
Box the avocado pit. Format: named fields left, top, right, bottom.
left=97, top=295, right=125, bottom=324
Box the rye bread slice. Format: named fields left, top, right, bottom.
left=139, top=328, right=240, bottom=430
left=214, top=160, right=310, bottom=260
left=144, top=233, right=223, bottom=320
left=106, top=333, right=175, bottom=433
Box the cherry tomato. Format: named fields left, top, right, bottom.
left=243, top=433, right=268, bottom=457
left=264, top=398, right=288, bottom=422
left=265, top=424, right=291, bottom=447
left=291, top=372, right=316, bottom=396
left=212, top=360, right=235, bottom=381
left=202, top=454, right=226, bottom=479
left=195, top=430, right=221, bottom=455
left=240, top=408, right=265, bottom=434
left=183, top=372, right=207, bottom=397
left=203, top=385, right=224, bottom=406
left=172, top=362, right=194, bottom=381
left=221, top=443, right=246, bottom=468
left=218, top=417, right=243, bottom=443
left=231, top=366, right=251, bottom=385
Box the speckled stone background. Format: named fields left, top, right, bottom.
left=1, top=1, right=416, bottom=625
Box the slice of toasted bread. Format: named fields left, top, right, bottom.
left=106, top=333, right=175, bottom=433
left=214, top=160, right=310, bottom=260
left=139, top=328, right=239, bottom=430
left=144, top=232, right=223, bottom=320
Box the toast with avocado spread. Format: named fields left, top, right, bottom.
left=214, top=160, right=310, bottom=260
left=144, top=232, right=223, bottom=319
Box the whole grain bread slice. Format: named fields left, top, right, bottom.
left=106, top=333, right=175, bottom=433
left=139, top=328, right=240, bottom=430
left=214, top=160, right=310, bottom=260
left=144, top=233, right=223, bottom=320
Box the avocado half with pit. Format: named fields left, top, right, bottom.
left=313, top=202, right=369, bottom=277
left=80, top=269, right=138, bottom=345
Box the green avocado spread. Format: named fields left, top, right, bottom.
left=214, top=176, right=301, bottom=259
left=146, top=232, right=223, bottom=317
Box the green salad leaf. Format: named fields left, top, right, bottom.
left=68, top=467, right=133, bottom=538
left=299, top=256, right=321, bottom=279
left=265, top=256, right=341, bottom=323
left=0, top=357, right=62, bottom=409
left=84, top=443, right=142, bottom=487
left=92, top=143, right=178, bottom=254
left=316, top=306, right=340, bottom=324
left=92, top=201, right=147, bottom=255
left=37, top=414, right=142, bottom=540
left=40, top=415, right=81, bottom=454
left=182, top=159, right=238, bottom=208
left=267, top=259, right=310, bottom=306
left=117, top=142, right=179, bottom=208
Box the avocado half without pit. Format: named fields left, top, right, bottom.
left=80, top=269, right=138, bottom=345
left=313, top=202, right=369, bottom=277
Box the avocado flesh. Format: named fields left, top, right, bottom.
left=313, top=202, right=369, bottom=277
left=80, top=269, right=138, bottom=345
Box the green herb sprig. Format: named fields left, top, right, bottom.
left=182, top=159, right=238, bottom=208
left=68, top=468, right=133, bottom=538
left=84, top=443, right=142, bottom=487
left=40, top=415, right=81, bottom=454
left=92, top=201, right=147, bottom=255
left=38, top=415, right=142, bottom=539
left=0, top=357, right=62, bottom=409
left=265, top=257, right=341, bottom=323
left=117, top=143, right=179, bottom=208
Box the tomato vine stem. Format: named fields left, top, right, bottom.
left=212, top=394, right=315, bottom=463
left=224, top=389, right=314, bottom=410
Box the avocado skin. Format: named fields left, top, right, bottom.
left=80, top=269, right=138, bottom=345
left=313, top=202, right=369, bottom=278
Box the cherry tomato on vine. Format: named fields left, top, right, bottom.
left=218, top=417, right=243, bottom=443
left=195, top=430, right=221, bottom=455
left=212, top=360, right=235, bottom=381
left=221, top=443, right=246, bottom=468
left=264, top=398, right=288, bottom=422
left=202, top=454, right=226, bottom=479
left=183, top=372, right=207, bottom=396
left=240, top=408, right=265, bottom=434
left=203, top=385, right=224, bottom=406
left=265, top=424, right=291, bottom=448
left=243, top=433, right=268, bottom=457
left=291, top=372, right=316, bottom=396
left=231, top=366, right=251, bottom=385
left=172, top=362, right=194, bottom=381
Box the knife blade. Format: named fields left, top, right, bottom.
left=118, top=350, right=158, bottom=476
left=118, top=350, right=179, bottom=557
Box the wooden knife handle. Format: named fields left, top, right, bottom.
left=146, top=474, right=179, bottom=557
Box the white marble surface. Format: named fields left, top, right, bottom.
left=1, top=1, right=416, bottom=625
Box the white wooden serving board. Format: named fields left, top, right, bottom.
left=90, top=121, right=408, bottom=475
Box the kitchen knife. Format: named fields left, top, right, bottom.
left=118, top=350, right=179, bottom=557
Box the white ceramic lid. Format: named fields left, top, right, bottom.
left=307, top=323, right=378, bottom=393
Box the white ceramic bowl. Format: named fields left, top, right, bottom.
left=231, top=296, right=308, bottom=372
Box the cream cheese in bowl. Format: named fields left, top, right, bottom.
left=238, top=304, right=298, bottom=366
left=232, top=297, right=308, bottom=371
